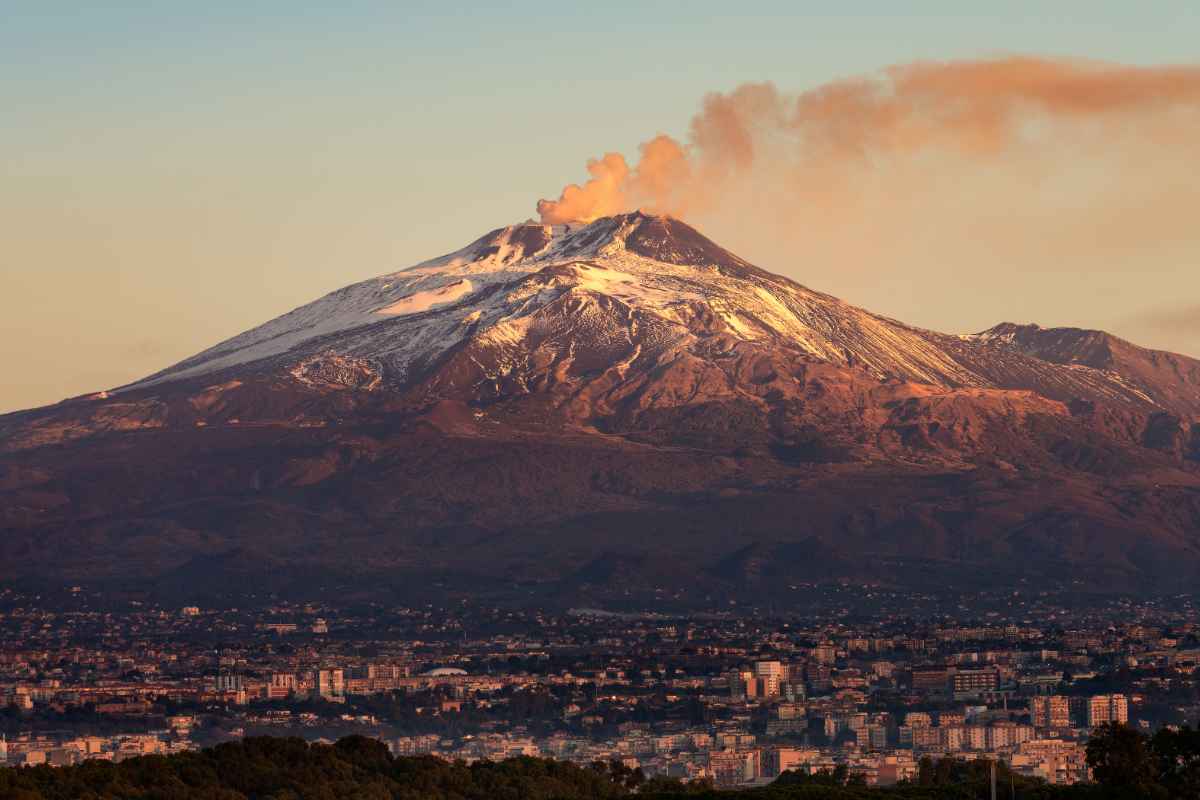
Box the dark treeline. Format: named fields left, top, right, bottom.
left=0, top=724, right=1197, bottom=799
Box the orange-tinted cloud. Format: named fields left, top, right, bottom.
left=536, top=152, right=631, bottom=225
left=536, top=57, right=1200, bottom=224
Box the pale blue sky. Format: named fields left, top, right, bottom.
left=3, top=2, right=1199, bottom=412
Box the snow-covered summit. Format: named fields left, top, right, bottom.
left=124, top=213, right=976, bottom=392
left=121, top=213, right=1200, bottom=418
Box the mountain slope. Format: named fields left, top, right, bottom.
left=2, top=213, right=1199, bottom=605
left=120, top=213, right=1200, bottom=418
left=963, top=322, right=1200, bottom=415
left=128, top=213, right=982, bottom=393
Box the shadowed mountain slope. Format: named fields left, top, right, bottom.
left=3, top=214, right=1199, bottom=606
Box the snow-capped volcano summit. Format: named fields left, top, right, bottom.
left=133, top=211, right=906, bottom=390
left=127, top=212, right=1200, bottom=421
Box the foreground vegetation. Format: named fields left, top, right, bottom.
left=0, top=724, right=1197, bottom=799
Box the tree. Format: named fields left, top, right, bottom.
left=1151, top=724, right=1200, bottom=797
left=916, top=755, right=936, bottom=786
left=639, top=775, right=714, bottom=794
left=1085, top=722, right=1165, bottom=797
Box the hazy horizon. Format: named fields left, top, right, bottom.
left=5, top=2, right=1200, bottom=414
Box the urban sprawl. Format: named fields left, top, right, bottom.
left=2, top=587, right=1198, bottom=789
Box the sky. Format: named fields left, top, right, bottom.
left=3, top=2, right=1199, bottom=413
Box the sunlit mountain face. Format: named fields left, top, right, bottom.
left=2, top=214, right=1199, bottom=607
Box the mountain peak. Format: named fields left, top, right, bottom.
left=974, top=321, right=1117, bottom=368
left=616, top=213, right=756, bottom=273
left=91, top=212, right=1200, bottom=425
left=122, top=212, right=774, bottom=391
left=409, top=213, right=763, bottom=283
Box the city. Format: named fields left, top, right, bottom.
left=3, top=587, right=1198, bottom=789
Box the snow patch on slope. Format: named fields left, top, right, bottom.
left=378, top=280, right=474, bottom=316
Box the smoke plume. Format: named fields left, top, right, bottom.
left=538, top=57, right=1200, bottom=225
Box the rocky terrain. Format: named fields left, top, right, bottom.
left=2, top=213, right=1199, bottom=606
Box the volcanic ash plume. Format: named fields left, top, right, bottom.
left=535, top=57, right=1200, bottom=225
left=536, top=137, right=691, bottom=225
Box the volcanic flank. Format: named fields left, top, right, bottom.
left=2, top=214, right=1200, bottom=606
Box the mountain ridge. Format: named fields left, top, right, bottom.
left=2, top=214, right=1199, bottom=605
left=15, top=213, right=1193, bottom=413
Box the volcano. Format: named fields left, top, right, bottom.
left=3, top=213, right=1199, bottom=606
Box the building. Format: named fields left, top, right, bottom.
left=168, top=715, right=195, bottom=733
left=716, top=732, right=756, bottom=751
left=953, top=668, right=999, bottom=698
left=753, top=661, right=784, bottom=698
left=911, top=666, right=952, bottom=694
left=266, top=672, right=297, bottom=700
left=763, top=747, right=818, bottom=778
left=911, top=726, right=941, bottom=750
left=215, top=674, right=244, bottom=693
left=811, top=645, right=837, bottom=666
left=986, top=723, right=1034, bottom=750
left=391, top=735, right=440, bottom=756
left=316, top=668, right=345, bottom=700
left=766, top=702, right=807, bottom=735
left=1012, top=739, right=1090, bottom=785
left=1087, top=694, right=1128, bottom=728
left=877, top=755, right=919, bottom=785
left=856, top=724, right=889, bottom=751
left=700, top=753, right=748, bottom=786
left=1030, top=695, right=1071, bottom=729
left=805, top=664, right=832, bottom=693
left=939, top=726, right=965, bottom=751
left=728, top=669, right=755, bottom=700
